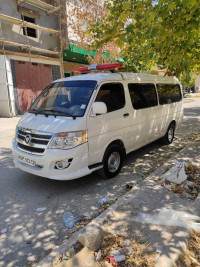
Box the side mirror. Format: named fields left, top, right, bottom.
left=92, top=102, right=107, bottom=115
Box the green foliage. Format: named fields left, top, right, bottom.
left=89, top=0, right=200, bottom=78
left=180, top=71, right=197, bottom=88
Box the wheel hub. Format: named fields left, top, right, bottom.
left=108, top=152, right=120, bottom=173
left=168, top=127, right=174, bottom=142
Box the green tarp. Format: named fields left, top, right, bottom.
left=63, top=44, right=123, bottom=64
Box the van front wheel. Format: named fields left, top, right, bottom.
left=98, top=145, right=123, bottom=179
left=161, top=123, right=175, bottom=145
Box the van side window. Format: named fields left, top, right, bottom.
left=128, top=83, right=158, bottom=110
left=95, top=83, right=125, bottom=112
left=157, top=84, right=182, bottom=104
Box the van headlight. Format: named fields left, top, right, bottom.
left=48, top=131, right=87, bottom=150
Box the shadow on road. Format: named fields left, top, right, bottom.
left=0, top=102, right=200, bottom=266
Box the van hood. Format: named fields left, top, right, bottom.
left=17, top=112, right=86, bottom=134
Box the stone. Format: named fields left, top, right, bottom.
left=182, top=191, right=192, bottom=199
left=185, top=180, right=194, bottom=186
left=192, top=188, right=198, bottom=195
left=194, top=173, right=200, bottom=179
left=78, top=223, right=104, bottom=252
left=122, top=239, right=131, bottom=246
left=161, top=165, right=187, bottom=185
left=183, top=184, right=189, bottom=190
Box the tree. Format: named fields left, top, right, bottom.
left=89, top=0, right=200, bottom=78
left=66, top=0, right=121, bottom=65
left=180, top=70, right=198, bottom=88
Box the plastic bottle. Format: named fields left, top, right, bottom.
left=96, top=197, right=109, bottom=205
left=63, top=212, right=75, bottom=229
left=110, top=255, right=126, bottom=263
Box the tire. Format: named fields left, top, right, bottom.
left=98, top=144, right=124, bottom=179
left=161, top=123, right=175, bottom=145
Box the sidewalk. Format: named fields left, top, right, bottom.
left=36, top=137, right=200, bottom=267
left=0, top=117, right=20, bottom=148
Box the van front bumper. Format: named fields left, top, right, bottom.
left=12, top=140, right=91, bottom=180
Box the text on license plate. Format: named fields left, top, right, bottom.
left=18, top=155, right=36, bottom=166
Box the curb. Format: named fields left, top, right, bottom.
left=155, top=229, right=189, bottom=267
left=36, top=141, right=199, bottom=267
left=35, top=191, right=130, bottom=267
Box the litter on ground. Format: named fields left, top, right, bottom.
left=126, top=181, right=137, bottom=191
left=158, top=160, right=200, bottom=199
left=63, top=211, right=81, bottom=229
left=156, top=245, right=163, bottom=254
left=132, top=168, right=136, bottom=173
left=96, top=197, right=116, bottom=206
left=130, top=208, right=200, bottom=231
left=0, top=228, right=7, bottom=235
left=36, top=207, right=47, bottom=212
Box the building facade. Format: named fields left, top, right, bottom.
left=0, top=0, right=67, bottom=117
left=0, top=0, right=104, bottom=117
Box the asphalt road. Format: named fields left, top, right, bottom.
left=0, top=97, right=200, bottom=267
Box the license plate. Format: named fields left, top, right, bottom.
left=18, top=155, right=36, bottom=167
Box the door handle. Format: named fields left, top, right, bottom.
left=123, top=113, right=129, bottom=117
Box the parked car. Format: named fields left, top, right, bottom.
left=12, top=63, right=184, bottom=180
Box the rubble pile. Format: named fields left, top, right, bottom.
left=98, top=233, right=156, bottom=267
left=158, top=160, right=200, bottom=199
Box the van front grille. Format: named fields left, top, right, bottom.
left=16, top=127, right=53, bottom=155
left=17, top=143, right=45, bottom=154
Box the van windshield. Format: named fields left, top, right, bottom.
left=29, top=80, right=97, bottom=118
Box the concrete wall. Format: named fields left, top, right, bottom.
left=0, top=55, right=15, bottom=117
left=0, top=0, right=60, bottom=52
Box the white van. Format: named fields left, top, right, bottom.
left=12, top=64, right=183, bottom=180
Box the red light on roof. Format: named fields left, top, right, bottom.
left=168, top=71, right=173, bottom=76
left=74, top=63, right=123, bottom=73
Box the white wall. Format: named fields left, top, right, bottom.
left=0, top=55, right=15, bottom=117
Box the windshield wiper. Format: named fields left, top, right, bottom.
left=29, top=108, right=47, bottom=116
left=43, top=108, right=76, bottom=120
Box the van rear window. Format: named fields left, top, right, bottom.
left=156, top=84, right=182, bottom=104
left=128, top=83, right=158, bottom=110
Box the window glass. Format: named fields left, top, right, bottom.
left=157, top=84, right=182, bottom=104
left=29, top=80, right=97, bottom=117
left=171, top=84, right=182, bottom=102
left=95, top=83, right=125, bottom=112
left=128, top=83, right=158, bottom=110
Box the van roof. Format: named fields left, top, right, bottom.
left=54, top=72, right=180, bottom=84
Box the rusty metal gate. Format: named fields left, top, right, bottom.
left=14, top=60, right=52, bottom=114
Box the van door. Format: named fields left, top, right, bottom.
left=87, top=82, right=130, bottom=166
left=127, top=83, right=159, bottom=150
left=156, top=83, right=183, bottom=135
